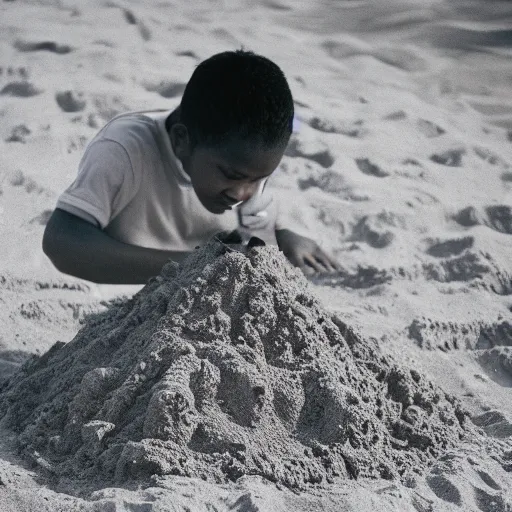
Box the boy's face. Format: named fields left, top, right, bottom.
left=171, top=124, right=286, bottom=214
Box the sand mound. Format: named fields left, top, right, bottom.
left=0, top=239, right=477, bottom=489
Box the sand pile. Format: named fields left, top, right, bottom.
left=0, top=238, right=477, bottom=489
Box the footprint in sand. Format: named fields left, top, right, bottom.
left=308, top=116, right=366, bottom=138
left=294, top=99, right=310, bottom=108
left=355, top=158, right=389, bottom=177
left=175, top=50, right=198, bottom=59
left=485, top=206, right=512, bottom=234
left=454, top=205, right=512, bottom=235
left=475, top=469, right=501, bottom=490
left=55, top=91, right=87, bottom=113
left=478, top=347, right=512, bottom=387
left=453, top=206, right=479, bottom=227
left=430, top=148, right=465, bottom=167
left=210, top=28, right=240, bottom=45
left=9, top=170, right=46, bottom=194
left=284, top=138, right=335, bottom=168
left=1, top=81, right=41, bottom=97
left=13, top=40, right=73, bottom=54
left=383, top=110, right=407, bottom=121
left=322, top=40, right=427, bottom=72
left=143, top=80, right=186, bottom=99
left=262, top=0, right=292, bottom=11
left=0, top=66, right=43, bottom=98
left=298, top=169, right=346, bottom=195
left=122, top=8, right=151, bottom=41
left=29, top=209, right=53, bottom=226
left=91, top=93, right=129, bottom=122
left=472, top=409, right=512, bottom=438
left=422, top=251, right=491, bottom=284
left=310, top=266, right=392, bottom=289
left=425, top=237, right=474, bottom=258
left=0, top=66, right=41, bottom=98
left=417, top=118, right=445, bottom=138
left=426, top=475, right=462, bottom=506
left=350, top=215, right=394, bottom=248
left=5, top=124, right=31, bottom=143
left=473, top=146, right=510, bottom=169
left=473, top=486, right=508, bottom=512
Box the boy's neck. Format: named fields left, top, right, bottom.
left=165, top=106, right=190, bottom=178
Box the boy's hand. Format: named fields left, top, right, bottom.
left=275, top=229, right=340, bottom=276
left=214, top=229, right=243, bottom=244
left=238, top=190, right=276, bottom=230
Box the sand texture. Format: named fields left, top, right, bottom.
left=1, top=0, right=512, bottom=510
left=0, top=238, right=481, bottom=491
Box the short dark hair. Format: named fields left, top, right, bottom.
left=180, top=49, right=294, bottom=150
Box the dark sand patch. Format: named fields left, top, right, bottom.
left=454, top=205, right=512, bottom=235
left=426, top=237, right=474, bottom=258
left=285, top=139, right=335, bottom=168
left=0, top=82, right=42, bottom=98
left=310, top=266, right=392, bottom=289
left=477, top=347, right=512, bottom=388
left=143, top=81, right=186, bottom=99
left=28, top=209, right=53, bottom=226
left=350, top=216, right=394, bottom=248
left=407, top=319, right=512, bottom=352
left=308, top=117, right=365, bottom=138
left=5, top=125, right=31, bottom=143
left=298, top=169, right=347, bottom=195
left=55, top=91, right=86, bottom=113
left=417, top=119, right=445, bottom=138
left=430, top=149, right=465, bottom=167
left=356, top=158, right=389, bottom=178
left=14, top=40, right=72, bottom=54
left=176, top=50, right=198, bottom=59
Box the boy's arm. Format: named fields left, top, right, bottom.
left=43, top=209, right=190, bottom=284
left=273, top=193, right=340, bottom=275
left=275, top=228, right=339, bottom=275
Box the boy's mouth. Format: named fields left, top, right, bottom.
left=218, top=196, right=243, bottom=210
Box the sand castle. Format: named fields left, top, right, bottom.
left=0, top=237, right=478, bottom=489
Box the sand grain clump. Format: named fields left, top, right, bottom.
left=0, top=239, right=475, bottom=489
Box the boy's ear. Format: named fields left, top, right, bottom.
left=170, top=123, right=192, bottom=157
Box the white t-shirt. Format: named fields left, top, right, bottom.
left=56, top=109, right=280, bottom=252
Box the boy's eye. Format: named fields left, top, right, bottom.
left=219, top=166, right=244, bottom=181
left=218, top=166, right=265, bottom=183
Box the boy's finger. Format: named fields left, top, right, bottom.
left=315, top=248, right=341, bottom=272
left=315, top=255, right=336, bottom=273
left=283, top=251, right=301, bottom=268
left=318, top=253, right=339, bottom=272
left=303, top=254, right=324, bottom=273
left=216, top=230, right=242, bottom=244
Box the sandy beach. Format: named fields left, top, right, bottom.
left=1, top=0, right=512, bottom=510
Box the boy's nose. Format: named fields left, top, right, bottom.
left=226, top=182, right=258, bottom=203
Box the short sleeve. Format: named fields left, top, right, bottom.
left=56, top=138, right=139, bottom=229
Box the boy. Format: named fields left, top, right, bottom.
left=43, top=49, right=338, bottom=284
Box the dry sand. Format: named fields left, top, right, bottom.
left=1, top=0, right=512, bottom=510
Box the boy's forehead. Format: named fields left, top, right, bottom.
left=208, top=140, right=284, bottom=173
